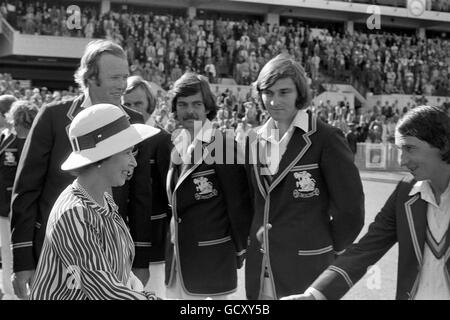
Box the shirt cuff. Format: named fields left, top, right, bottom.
left=305, top=287, right=327, bottom=300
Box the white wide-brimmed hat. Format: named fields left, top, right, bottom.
left=61, top=103, right=160, bottom=171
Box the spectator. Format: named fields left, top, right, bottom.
left=0, top=99, right=38, bottom=300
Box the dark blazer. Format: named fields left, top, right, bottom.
left=0, top=132, right=25, bottom=218
left=165, top=130, right=252, bottom=296
left=147, top=128, right=172, bottom=263
left=11, top=95, right=153, bottom=272
left=311, top=177, right=442, bottom=300
left=245, top=112, right=365, bottom=299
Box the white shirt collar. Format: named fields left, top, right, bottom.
left=409, top=180, right=450, bottom=207
left=173, top=119, right=215, bottom=162
left=193, top=119, right=214, bottom=144
left=257, top=109, right=309, bottom=142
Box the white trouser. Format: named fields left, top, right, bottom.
left=144, top=262, right=166, bottom=299
left=165, top=264, right=229, bottom=300
left=166, top=227, right=230, bottom=300
left=0, top=216, right=17, bottom=299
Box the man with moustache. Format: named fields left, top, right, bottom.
left=11, top=40, right=153, bottom=299
left=245, top=54, right=364, bottom=300
left=165, top=72, right=252, bottom=299
left=122, top=76, right=172, bottom=295
left=283, top=105, right=450, bottom=300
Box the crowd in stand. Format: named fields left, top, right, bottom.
left=0, top=73, right=80, bottom=106
left=2, top=70, right=449, bottom=154
left=1, top=1, right=449, bottom=97
left=1, top=1, right=449, bottom=150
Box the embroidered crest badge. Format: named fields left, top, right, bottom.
left=193, top=176, right=218, bottom=200
left=4, top=151, right=17, bottom=166
left=292, top=171, right=320, bottom=198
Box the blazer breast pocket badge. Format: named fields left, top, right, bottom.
left=292, top=171, right=320, bottom=199
left=193, top=176, right=218, bottom=200
left=3, top=150, right=17, bottom=166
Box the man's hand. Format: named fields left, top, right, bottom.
left=132, top=267, right=150, bottom=287
left=280, top=293, right=316, bottom=300
left=12, top=269, right=35, bottom=300
left=127, top=271, right=144, bottom=291
left=256, top=223, right=272, bottom=245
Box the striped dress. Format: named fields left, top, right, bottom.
left=30, top=181, right=150, bottom=300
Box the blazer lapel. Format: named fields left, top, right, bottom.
left=404, top=194, right=427, bottom=267
left=166, top=150, right=177, bottom=206
left=0, top=132, right=16, bottom=155
left=250, top=135, right=268, bottom=199
left=65, top=95, right=85, bottom=138
left=174, top=140, right=205, bottom=192
left=268, top=114, right=317, bottom=193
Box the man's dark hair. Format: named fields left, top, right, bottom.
left=255, top=54, right=311, bottom=110
left=397, top=105, right=450, bottom=164
left=170, top=72, right=217, bottom=120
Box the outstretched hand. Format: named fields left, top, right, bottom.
left=280, top=293, right=316, bottom=300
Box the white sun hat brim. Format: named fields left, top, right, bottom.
left=61, top=123, right=160, bottom=171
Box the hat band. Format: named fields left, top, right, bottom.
left=71, top=116, right=130, bottom=152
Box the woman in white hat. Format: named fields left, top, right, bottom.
left=29, top=104, right=160, bottom=300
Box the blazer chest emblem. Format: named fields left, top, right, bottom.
left=3, top=149, right=18, bottom=166
left=192, top=174, right=218, bottom=200
left=292, top=170, right=320, bottom=199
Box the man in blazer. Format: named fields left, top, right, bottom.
left=165, top=72, right=252, bottom=299
left=11, top=40, right=153, bottom=299
left=122, top=76, right=172, bottom=294
left=245, top=54, right=365, bottom=300
left=282, top=105, right=450, bottom=300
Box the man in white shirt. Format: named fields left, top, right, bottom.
left=282, top=105, right=450, bottom=300
left=245, top=54, right=364, bottom=299
left=165, top=72, right=252, bottom=299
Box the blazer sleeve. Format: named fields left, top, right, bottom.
left=320, top=126, right=365, bottom=252
left=311, top=181, right=399, bottom=299
left=215, top=136, right=253, bottom=258
left=128, top=136, right=153, bottom=268
left=157, top=133, right=172, bottom=215
left=149, top=133, right=172, bottom=252
left=11, top=105, right=54, bottom=272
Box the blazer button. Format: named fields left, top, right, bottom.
left=177, top=218, right=182, bottom=223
